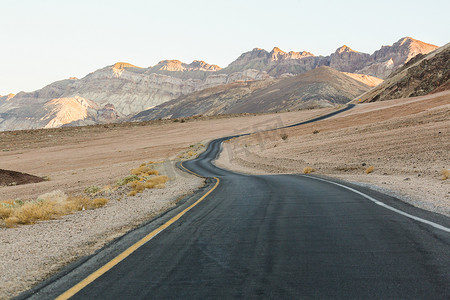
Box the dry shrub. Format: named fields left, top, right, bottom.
left=0, top=206, right=13, bottom=219
left=4, top=217, right=20, bottom=228
left=92, top=198, right=108, bottom=208
left=441, top=169, right=449, bottom=180
left=117, top=174, right=140, bottom=186
left=280, top=133, right=288, bottom=141
left=131, top=166, right=151, bottom=176
left=147, top=175, right=169, bottom=186
left=0, top=192, right=108, bottom=228
left=66, top=196, right=93, bottom=211
left=128, top=181, right=146, bottom=193
left=128, top=190, right=137, bottom=197
left=303, top=167, right=315, bottom=174
left=0, top=200, right=16, bottom=219
left=145, top=169, right=159, bottom=176
left=85, top=185, right=101, bottom=195
left=365, top=166, right=374, bottom=174
left=128, top=176, right=169, bottom=196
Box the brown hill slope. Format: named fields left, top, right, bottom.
left=132, top=67, right=371, bottom=120
left=356, top=43, right=450, bottom=102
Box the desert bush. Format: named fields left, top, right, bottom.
left=303, top=167, right=315, bottom=174
left=91, top=197, right=108, bottom=208
left=441, top=169, right=449, bottom=180
left=128, top=180, right=146, bottom=193
left=84, top=185, right=101, bottom=195
left=66, top=196, right=108, bottom=211
left=0, top=200, right=17, bottom=219
left=147, top=169, right=159, bottom=176
left=127, top=190, right=137, bottom=197
left=280, top=133, right=288, bottom=141
left=131, top=166, right=151, bottom=176
left=149, top=176, right=167, bottom=186
left=117, top=174, right=140, bottom=186
left=0, top=193, right=108, bottom=228
left=313, top=130, right=320, bottom=134
left=365, top=166, right=374, bottom=174
left=127, top=175, right=169, bottom=196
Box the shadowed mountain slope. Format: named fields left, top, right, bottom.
left=131, top=67, right=371, bottom=120
left=356, top=43, right=450, bottom=103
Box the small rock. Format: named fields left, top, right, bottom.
left=362, top=163, right=366, bottom=166
left=404, top=178, right=410, bottom=181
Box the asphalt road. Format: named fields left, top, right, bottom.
left=21, top=106, right=450, bottom=299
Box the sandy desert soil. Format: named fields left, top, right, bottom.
left=216, top=91, right=450, bottom=216
left=0, top=109, right=336, bottom=298
left=0, top=110, right=334, bottom=202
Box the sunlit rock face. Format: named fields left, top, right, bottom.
left=358, top=43, right=450, bottom=102
left=221, top=37, right=438, bottom=79
left=0, top=61, right=266, bottom=130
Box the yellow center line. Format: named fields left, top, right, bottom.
left=56, top=162, right=218, bottom=299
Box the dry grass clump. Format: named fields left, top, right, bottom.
left=117, top=174, right=140, bottom=186
left=303, top=166, right=315, bottom=174
left=0, top=191, right=108, bottom=228
left=441, top=169, right=449, bottom=180
left=84, top=185, right=101, bottom=195
left=131, top=165, right=151, bottom=176
left=127, top=175, right=169, bottom=196
left=365, top=166, right=374, bottom=174
left=66, top=196, right=108, bottom=211
left=123, top=162, right=170, bottom=197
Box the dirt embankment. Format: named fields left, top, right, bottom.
left=0, top=169, right=44, bottom=186
left=216, top=91, right=450, bottom=216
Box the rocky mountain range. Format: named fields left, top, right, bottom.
left=0, top=37, right=439, bottom=130
left=131, top=67, right=372, bottom=121
left=356, top=43, right=450, bottom=102
left=219, top=37, right=437, bottom=79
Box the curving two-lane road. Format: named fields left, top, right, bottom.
left=21, top=107, right=450, bottom=299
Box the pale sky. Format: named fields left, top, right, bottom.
left=0, top=0, right=448, bottom=95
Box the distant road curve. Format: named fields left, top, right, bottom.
left=21, top=104, right=450, bottom=299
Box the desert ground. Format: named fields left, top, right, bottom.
left=216, top=91, right=449, bottom=216
left=0, top=92, right=449, bottom=298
